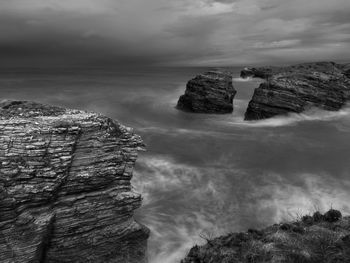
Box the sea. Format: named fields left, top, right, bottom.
left=1, top=66, right=350, bottom=263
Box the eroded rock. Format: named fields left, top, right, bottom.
left=177, top=71, right=237, bottom=114
left=0, top=100, right=149, bottom=263
left=244, top=62, right=350, bottom=120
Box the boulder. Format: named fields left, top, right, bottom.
left=177, top=71, right=237, bottom=114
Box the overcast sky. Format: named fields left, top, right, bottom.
left=1, top=0, right=350, bottom=67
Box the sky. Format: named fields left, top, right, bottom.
left=1, top=0, right=350, bottom=67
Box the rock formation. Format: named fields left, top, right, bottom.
left=244, top=62, right=350, bottom=120
left=0, top=100, right=149, bottom=263
left=182, top=209, right=350, bottom=263
left=177, top=71, right=237, bottom=114
left=240, top=67, right=273, bottom=79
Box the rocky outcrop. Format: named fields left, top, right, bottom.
left=0, top=100, right=149, bottom=263
left=177, top=71, right=237, bottom=114
left=244, top=62, right=350, bottom=120
left=240, top=67, right=273, bottom=79
left=182, top=209, right=350, bottom=263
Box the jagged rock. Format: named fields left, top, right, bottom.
left=0, top=100, right=149, bottom=263
left=244, top=62, right=350, bottom=120
left=177, top=71, right=237, bottom=114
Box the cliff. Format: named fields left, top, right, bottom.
left=177, top=71, right=237, bottom=114
left=243, top=62, right=350, bottom=120
left=0, top=100, right=149, bottom=263
left=182, top=209, right=350, bottom=263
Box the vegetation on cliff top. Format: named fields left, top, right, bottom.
left=182, top=209, right=350, bottom=263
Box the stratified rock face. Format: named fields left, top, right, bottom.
left=244, top=62, right=350, bottom=120
left=177, top=71, right=237, bottom=114
left=0, top=101, right=149, bottom=263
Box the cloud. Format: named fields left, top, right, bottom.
left=184, top=0, right=236, bottom=16
left=0, top=0, right=349, bottom=66
left=253, top=39, right=301, bottom=49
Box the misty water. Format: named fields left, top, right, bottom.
left=1, top=67, right=350, bottom=263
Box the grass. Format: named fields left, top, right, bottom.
left=182, top=209, right=350, bottom=263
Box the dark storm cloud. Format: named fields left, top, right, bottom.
left=0, top=0, right=350, bottom=66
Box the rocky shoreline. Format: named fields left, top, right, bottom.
left=0, top=100, right=149, bottom=263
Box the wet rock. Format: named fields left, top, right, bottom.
left=0, top=101, right=149, bottom=263
left=177, top=71, right=237, bottom=114
left=244, top=62, right=350, bottom=120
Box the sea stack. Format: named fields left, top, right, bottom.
left=0, top=100, right=149, bottom=263
left=244, top=62, right=350, bottom=120
left=177, top=71, right=237, bottom=114
left=240, top=67, right=273, bottom=79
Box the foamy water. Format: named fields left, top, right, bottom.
left=232, top=76, right=253, bottom=82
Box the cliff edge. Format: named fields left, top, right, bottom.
left=0, top=100, right=149, bottom=263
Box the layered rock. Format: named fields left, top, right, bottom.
left=0, top=100, right=149, bottom=263
left=177, top=71, right=237, bottom=114
left=240, top=67, right=273, bottom=79
left=244, top=62, right=350, bottom=120
left=182, top=210, right=350, bottom=263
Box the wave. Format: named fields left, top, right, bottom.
left=246, top=108, right=350, bottom=127
left=133, top=156, right=232, bottom=263
left=137, top=107, right=350, bottom=139
left=220, top=107, right=350, bottom=128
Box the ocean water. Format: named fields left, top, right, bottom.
left=1, top=67, right=350, bottom=262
